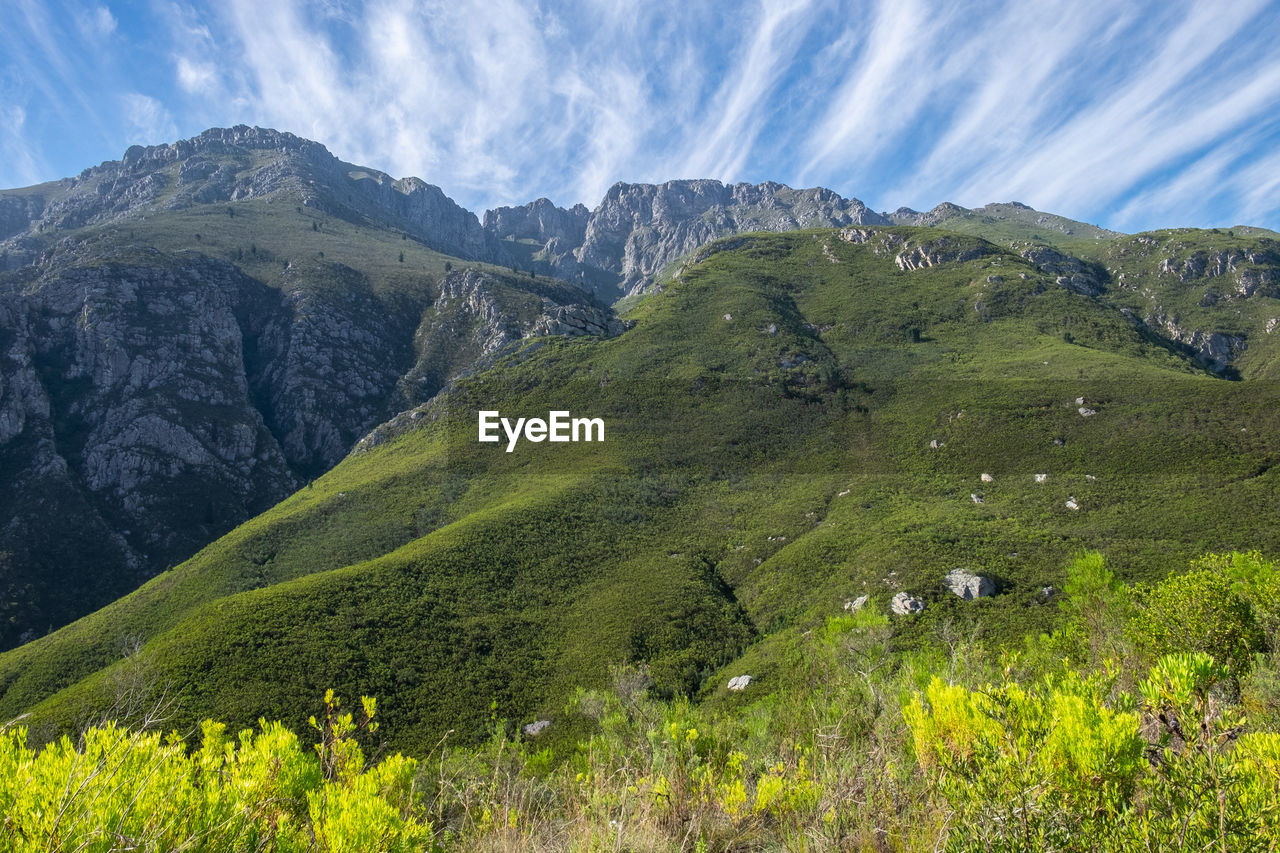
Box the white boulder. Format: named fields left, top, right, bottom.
left=945, top=569, right=995, bottom=600
left=891, top=591, right=925, bottom=615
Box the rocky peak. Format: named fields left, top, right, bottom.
left=488, top=179, right=889, bottom=300
left=484, top=197, right=590, bottom=248
left=119, top=125, right=329, bottom=172
left=886, top=202, right=969, bottom=227
left=3, top=126, right=499, bottom=264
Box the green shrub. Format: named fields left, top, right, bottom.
left=906, top=669, right=1143, bottom=849
left=1130, top=570, right=1264, bottom=673
left=0, top=694, right=430, bottom=851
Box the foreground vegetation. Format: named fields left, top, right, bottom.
left=4, top=550, right=1278, bottom=851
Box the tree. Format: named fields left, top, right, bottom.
left=1060, top=550, right=1133, bottom=668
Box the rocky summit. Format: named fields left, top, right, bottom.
left=487, top=179, right=888, bottom=300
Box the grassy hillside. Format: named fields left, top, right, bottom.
left=4, top=226, right=1279, bottom=756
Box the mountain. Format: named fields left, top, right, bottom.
left=2, top=125, right=1278, bottom=663
left=0, top=128, right=619, bottom=650
left=4, top=217, right=1280, bottom=754
left=486, top=180, right=888, bottom=300
left=887, top=200, right=1120, bottom=256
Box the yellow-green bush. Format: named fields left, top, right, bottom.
left=0, top=693, right=429, bottom=852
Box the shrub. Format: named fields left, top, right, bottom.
left=1130, top=570, right=1264, bottom=674
left=0, top=694, right=430, bottom=851
left=906, top=670, right=1144, bottom=849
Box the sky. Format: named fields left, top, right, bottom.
left=3, top=0, right=1280, bottom=232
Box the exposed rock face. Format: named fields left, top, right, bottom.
left=0, top=254, right=619, bottom=650
left=727, top=675, right=752, bottom=691
left=484, top=180, right=888, bottom=300
left=484, top=198, right=589, bottom=259
left=252, top=263, right=419, bottom=477
left=891, top=591, right=926, bottom=615
left=395, top=269, right=621, bottom=410
left=1144, top=309, right=1245, bottom=375
left=945, top=569, right=995, bottom=600
left=4, top=126, right=502, bottom=264
left=895, top=235, right=996, bottom=271
left=1019, top=245, right=1106, bottom=296
left=0, top=252, right=296, bottom=648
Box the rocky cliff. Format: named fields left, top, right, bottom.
left=484, top=180, right=888, bottom=300
left=0, top=128, right=626, bottom=648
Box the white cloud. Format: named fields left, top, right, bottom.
left=175, top=57, right=217, bottom=94
left=4, top=0, right=1279, bottom=230
left=120, top=92, right=178, bottom=145
left=85, top=5, right=117, bottom=37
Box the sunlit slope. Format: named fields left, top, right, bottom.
left=4, top=227, right=1279, bottom=753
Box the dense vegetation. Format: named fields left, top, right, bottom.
left=5, top=218, right=1280, bottom=847
left=5, top=226, right=1280, bottom=756
left=4, top=550, right=1278, bottom=850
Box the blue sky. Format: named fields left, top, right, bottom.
left=3, top=0, right=1280, bottom=232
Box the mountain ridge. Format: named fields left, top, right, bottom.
left=2, top=126, right=1279, bottom=654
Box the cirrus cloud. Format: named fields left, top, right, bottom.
left=0, top=0, right=1277, bottom=231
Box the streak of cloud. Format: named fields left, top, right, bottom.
left=0, top=0, right=1277, bottom=232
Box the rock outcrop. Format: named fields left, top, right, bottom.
left=945, top=569, right=995, bottom=600
left=891, top=591, right=926, bottom=615
left=484, top=180, right=888, bottom=300
left=1019, top=244, right=1106, bottom=297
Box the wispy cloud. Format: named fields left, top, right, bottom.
left=0, top=105, right=45, bottom=188
left=675, top=0, right=817, bottom=180
left=1, top=0, right=1278, bottom=231
left=120, top=93, right=177, bottom=145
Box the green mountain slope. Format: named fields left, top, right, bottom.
left=4, top=226, right=1280, bottom=755
left=887, top=201, right=1121, bottom=258
left=0, top=132, right=617, bottom=650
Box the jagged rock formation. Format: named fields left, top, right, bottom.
left=484, top=180, right=889, bottom=300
